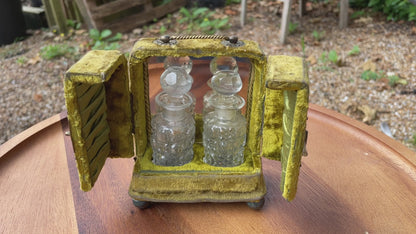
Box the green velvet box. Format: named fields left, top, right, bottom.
left=64, top=37, right=309, bottom=208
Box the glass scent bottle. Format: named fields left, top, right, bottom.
left=203, top=68, right=246, bottom=167
left=203, top=56, right=239, bottom=119
left=151, top=66, right=195, bottom=166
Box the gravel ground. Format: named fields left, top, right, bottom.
left=1, top=1, right=415, bottom=152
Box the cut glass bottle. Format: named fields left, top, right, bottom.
left=203, top=57, right=246, bottom=167
left=151, top=63, right=195, bottom=166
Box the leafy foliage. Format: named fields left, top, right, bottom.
left=319, top=52, right=328, bottom=63
left=412, top=134, right=416, bottom=146
left=348, top=45, right=361, bottom=56
left=350, top=10, right=365, bottom=19
left=288, top=22, right=298, bottom=34
left=16, top=56, right=27, bottom=65
left=360, top=70, right=407, bottom=86
left=327, top=50, right=338, bottom=64
left=320, top=50, right=340, bottom=65
left=89, top=29, right=122, bottom=50
left=312, top=30, right=324, bottom=41
left=66, top=19, right=81, bottom=30
left=361, top=70, right=382, bottom=80
left=178, top=7, right=230, bottom=34
left=387, top=74, right=407, bottom=86
left=350, top=0, right=416, bottom=21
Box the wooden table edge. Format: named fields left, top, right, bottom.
left=308, top=104, right=416, bottom=166
left=0, top=112, right=68, bottom=159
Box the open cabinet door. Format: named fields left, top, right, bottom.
left=64, top=50, right=133, bottom=191
left=263, top=55, right=309, bottom=201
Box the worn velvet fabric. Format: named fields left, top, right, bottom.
left=64, top=38, right=308, bottom=202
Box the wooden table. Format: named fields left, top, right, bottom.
left=1, top=104, right=415, bottom=233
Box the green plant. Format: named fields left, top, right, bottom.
left=319, top=52, right=328, bottom=63
left=319, top=50, right=339, bottom=65
left=66, top=19, right=81, bottom=30
left=89, top=29, right=122, bottom=50
left=40, top=44, right=74, bottom=60
left=160, top=25, right=167, bottom=34
left=16, top=56, right=27, bottom=65
left=361, top=70, right=408, bottom=86
left=361, top=70, right=382, bottom=80
left=352, top=0, right=416, bottom=22
left=348, top=45, right=361, bottom=56
left=412, top=134, right=416, bottom=146
left=371, top=0, right=416, bottom=21
left=387, top=74, right=399, bottom=85
left=312, top=30, right=324, bottom=41
left=327, top=50, right=338, bottom=64
left=387, top=74, right=407, bottom=86
left=288, top=22, right=298, bottom=34
left=351, top=10, right=365, bottom=19
left=179, top=7, right=230, bottom=34
left=200, top=17, right=229, bottom=34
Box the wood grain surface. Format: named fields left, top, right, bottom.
left=0, top=113, right=77, bottom=233
left=1, top=105, right=415, bottom=233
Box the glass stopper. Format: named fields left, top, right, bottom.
left=164, top=56, right=193, bottom=74
left=210, top=71, right=242, bottom=95
left=160, top=67, right=193, bottom=97
left=210, top=56, right=238, bottom=74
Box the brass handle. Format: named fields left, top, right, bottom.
left=155, top=35, right=243, bottom=47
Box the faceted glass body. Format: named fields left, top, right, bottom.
left=151, top=95, right=195, bottom=166
left=203, top=109, right=246, bottom=167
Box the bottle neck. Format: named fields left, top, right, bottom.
left=214, top=108, right=238, bottom=121
left=162, top=108, right=186, bottom=121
